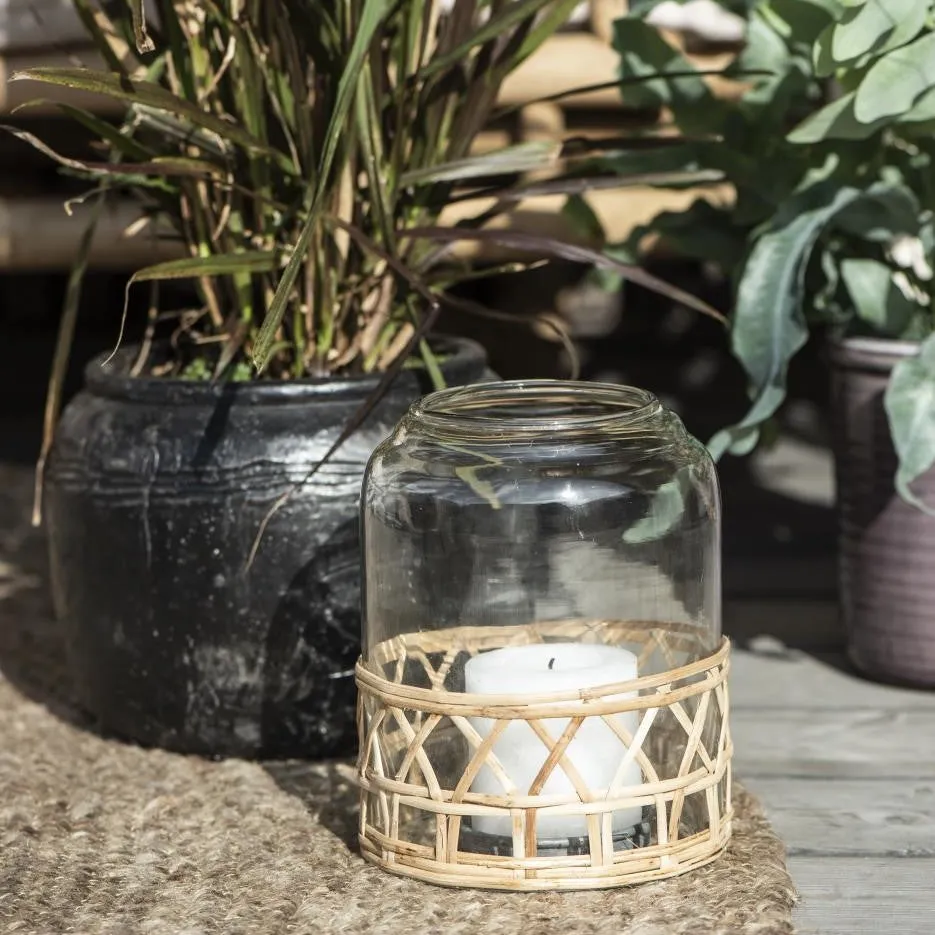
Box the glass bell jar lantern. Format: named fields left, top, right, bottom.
left=356, top=381, right=730, bottom=890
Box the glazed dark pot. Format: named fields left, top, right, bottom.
left=831, top=336, right=935, bottom=687
left=46, top=337, right=490, bottom=757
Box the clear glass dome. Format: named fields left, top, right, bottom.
left=358, top=380, right=724, bottom=868
left=363, top=380, right=719, bottom=658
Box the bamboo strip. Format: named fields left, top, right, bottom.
left=361, top=672, right=728, bottom=719
left=394, top=713, right=441, bottom=784
left=670, top=678, right=718, bottom=772
left=360, top=841, right=729, bottom=892
left=360, top=760, right=729, bottom=819
left=451, top=716, right=517, bottom=797
left=358, top=754, right=729, bottom=809
left=362, top=824, right=727, bottom=875
left=603, top=706, right=661, bottom=788
left=393, top=820, right=735, bottom=873
left=361, top=625, right=727, bottom=704
left=360, top=828, right=432, bottom=861
left=367, top=720, right=393, bottom=862
left=387, top=706, right=444, bottom=801
left=668, top=690, right=713, bottom=839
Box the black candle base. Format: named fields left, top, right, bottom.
left=460, top=816, right=652, bottom=857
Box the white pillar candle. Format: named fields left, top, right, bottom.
left=464, top=642, right=643, bottom=839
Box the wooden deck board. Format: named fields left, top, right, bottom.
left=733, top=708, right=935, bottom=779
left=741, top=777, right=935, bottom=857
left=731, top=641, right=935, bottom=934
left=787, top=857, right=935, bottom=935
left=730, top=645, right=935, bottom=711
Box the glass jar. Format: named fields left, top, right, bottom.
left=358, top=381, right=726, bottom=882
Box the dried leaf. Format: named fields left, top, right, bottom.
left=405, top=226, right=727, bottom=324
left=130, top=0, right=155, bottom=54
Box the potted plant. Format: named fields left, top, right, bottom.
left=17, top=0, right=720, bottom=756
left=609, top=0, right=935, bottom=684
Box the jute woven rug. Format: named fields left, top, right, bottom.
left=0, top=468, right=797, bottom=934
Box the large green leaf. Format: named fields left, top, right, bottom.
left=900, top=85, right=935, bottom=123
left=854, top=32, right=935, bottom=123
left=622, top=479, right=685, bottom=544
left=787, top=90, right=891, bottom=141
left=613, top=18, right=721, bottom=134
left=840, top=257, right=918, bottom=335
left=885, top=334, right=935, bottom=511
left=833, top=184, right=921, bottom=241
left=816, top=0, right=928, bottom=72
left=734, top=10, right=797, bottom=110
left=813, top=23, right=839, bottom=76
left=770, top=0, right=842, bottom=44
left=599, top=199, right=744, bottom=293
left=876, top=0, right=930, bottom=54
left=10, top=67, right=276, bottom=158
left=923, top=220, right=935, bottom=255
left=252, top=0, right=389, bottom=372
left=814, top=243, right=843, bottom=315
left=830, top=0, right=918, bottom=63
left=708, top=183, right=870, bottom=458
left=648, top=200, right=746, bottom=269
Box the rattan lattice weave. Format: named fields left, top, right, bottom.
left=356, top=620, right=732, bottom=890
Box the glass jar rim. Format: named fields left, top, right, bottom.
left=409, top=380, right=664, bottom=440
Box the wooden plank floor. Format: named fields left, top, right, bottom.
left=730, top=620, right=935, bottom=935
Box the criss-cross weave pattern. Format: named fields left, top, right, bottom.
left=356, top=620, right=732, bottom=890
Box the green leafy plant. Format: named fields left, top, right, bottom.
left=16, top=0, right=729, bottom=514
left=609, top=0, right=935, bottom=503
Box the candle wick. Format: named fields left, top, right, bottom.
left=548, top=658, right=555, bottom=670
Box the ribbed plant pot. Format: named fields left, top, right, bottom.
left=45, top=336, right=490, bottom=758
left=831, top=335, right=935, bottom=687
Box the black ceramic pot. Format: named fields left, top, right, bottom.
left=831, top=336, right=935, bottom=687
left=45, top=337, right=489, bottom=757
